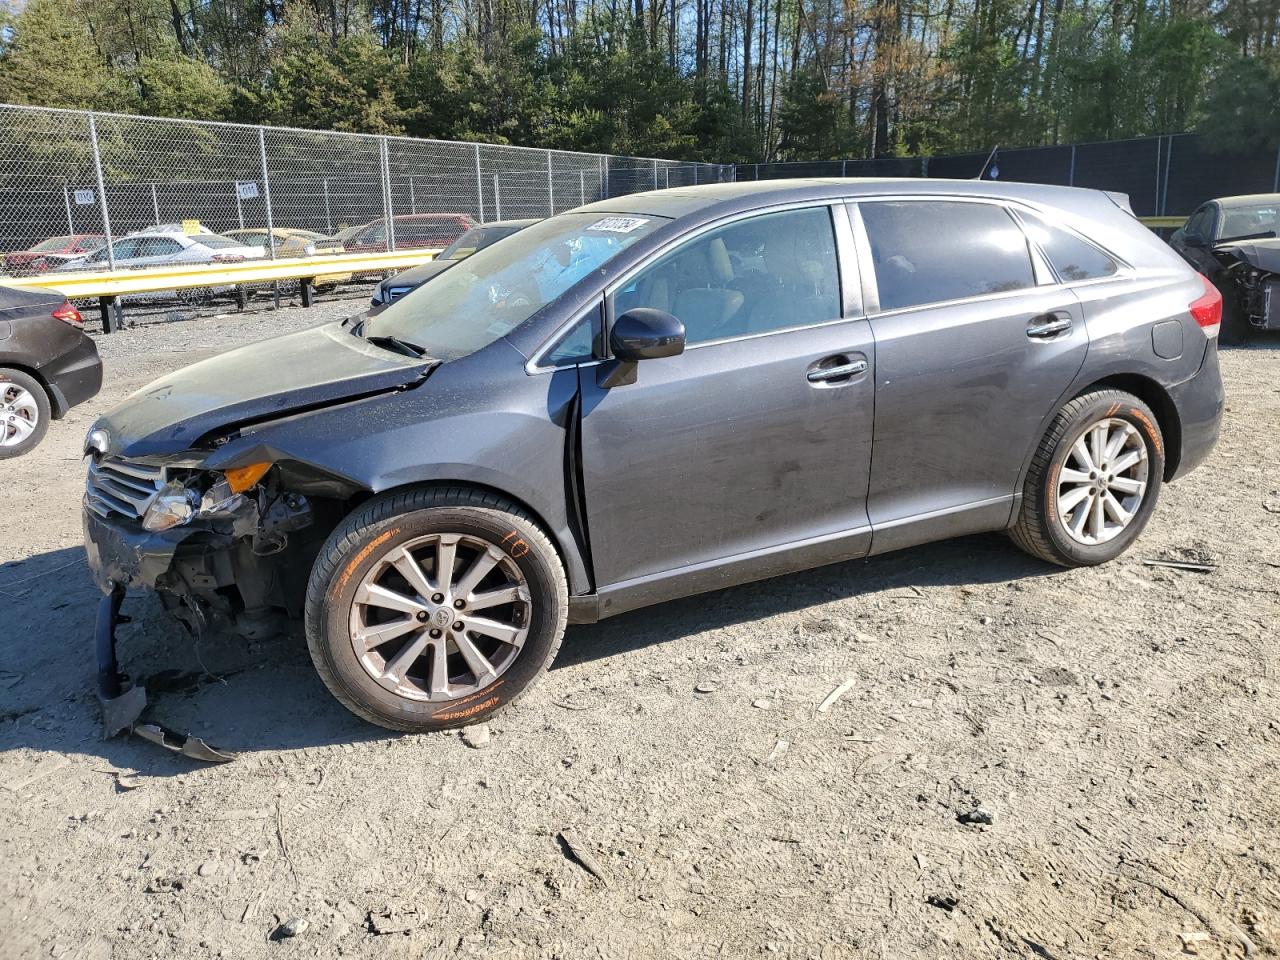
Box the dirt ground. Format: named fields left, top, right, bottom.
left=1, top=302, right=1277, bottom=960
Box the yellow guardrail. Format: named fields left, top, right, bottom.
left=1140, top=215, right=1187, bottom=229
left=12, top=248, right=440, bottom=298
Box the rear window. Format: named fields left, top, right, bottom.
left=196, top=234, right=245, bottom=249
left=1018, top=210, right=1118, bottom=282
left=860, top=200, right=1037, bottom=311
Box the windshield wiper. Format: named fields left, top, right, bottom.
left=366, top=334, right=427, bottom=358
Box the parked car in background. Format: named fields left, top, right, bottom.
left=371, top=218, right=538, bottom=305
left=83, top=179, right=1222, bottom=735
left=1, top=284, right=102, bottom=458
left=3, top=235, right=105, bottom=276
left=334, top=214, right=475, bottom=253
left=1169, top=193, right=1280, bottom=343
left=225, top=227, right=351, bottom=287
left=55, top=231, right=265, bottom=273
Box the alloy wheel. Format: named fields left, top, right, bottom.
left=1056, top=417, right=1149, bottom=545
left=347, top=533, right=531, bottom=701
left=0, top=384, right=40, bottom=447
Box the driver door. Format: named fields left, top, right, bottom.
left=576, top=204, right=876, bottom=615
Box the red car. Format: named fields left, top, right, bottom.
left=4, top=235, right=106, bottom=276
left=333, top=214, right=475, bottom=253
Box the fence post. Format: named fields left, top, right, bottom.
left=653, top=159, right=659, bottom=189
left=693, top=165, right=699, bottom=186
left=1068, top=145, right=1076, bottom=187
left=257, top=126, right=276, bottom=259
left=410, top=177, right=417, bottom=215
left=1273, top=145, right=1280, bottom=193
left=323, top=178, right=332, bottom=234
left=87, top=113, right=115, bottom=271
left=377, top=137, right=396, bottom=251
left=602, top=156, right=609, bottom=199
left=547, top=152, right=555, bottom=216
left=62, top=185, right=74, bottom=235
left=474, top=144, right=485, bottom=223
left=1160, top=136, right=1174, bottom=216
left=842, top=159, right=848, bottom=177
left=234, top=186, right=244, bottom=229
left=150, top=184, right=160, bottom=226
left=580, top=169, right=586, bottom=205
left=493, top=175, right=501, bottom=220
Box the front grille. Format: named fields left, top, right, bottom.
left=86, top=458, right=165, bottom=521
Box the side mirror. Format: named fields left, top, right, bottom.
left=610, top=308, right=686, bottom=361
left=598, top=308, right=686, bottom=388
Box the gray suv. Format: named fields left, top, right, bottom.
left=83, top=180, right=1224, bottom=734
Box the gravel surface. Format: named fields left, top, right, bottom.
left=1, top=307, right=1277, bottom=960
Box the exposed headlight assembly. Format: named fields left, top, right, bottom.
left=141, top=462, right=272, bottom=532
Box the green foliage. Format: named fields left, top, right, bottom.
left=1196, top=54, right=1280, bottom=155
left=0, top=0, right=122, bottom=109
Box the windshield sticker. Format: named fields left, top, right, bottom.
left=586, top=216, right=651, bottom=234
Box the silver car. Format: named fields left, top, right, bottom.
left=84, top=179, right=1224, bottom=735
left=56, top=231, right=264, bottom=272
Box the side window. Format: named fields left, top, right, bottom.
left=141, top=238, right=182, bottom=257
left=111, top=239, right=141, bottom=260
left=543, top=306, right=600, bottom=367
left=1018, top=210, right=1118, bottom=282
left=860, top=200, right=1036, bottom=311
left=1185, top=205, right=1214, bottom=240
left=613, top=206, right=840, bottom=345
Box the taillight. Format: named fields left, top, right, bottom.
left=51, top=301, right=83, bottom=329
left=211, top=253, right=245, bottom=264
left=1189, top=274, right=1222, bottom=337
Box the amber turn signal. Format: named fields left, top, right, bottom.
left=223, top=461, right=271, bottom=494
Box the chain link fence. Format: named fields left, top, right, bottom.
left=0, top=104, right=730, bottom=279
left=739, top=134, right=1280, bottom=219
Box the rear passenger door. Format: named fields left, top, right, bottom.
left=850, top=198, right=1088, bottom=550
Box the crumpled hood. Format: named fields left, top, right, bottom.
left=1214, top=237, right=1280, bottom=274
left=95, top=323, right=433, bottom=458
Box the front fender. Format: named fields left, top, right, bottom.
left=202, top=343, right=591, bottom=593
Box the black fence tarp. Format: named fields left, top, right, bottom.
left=738, top=133, right=1280, bottom=217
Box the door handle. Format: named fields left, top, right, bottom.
left=807, top=359, right=867, bottom=383
left=1026, top=314, right=1073, bottom=339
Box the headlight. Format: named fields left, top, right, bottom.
left=140, top=462, right=272, bottom=532
left=304, top=242, right=317, bottom=257
left=84, top=427, right=110, bottom=456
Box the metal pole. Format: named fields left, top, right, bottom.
left=150, top=184, right=160, bottom=226
left=323, top=178, right=332, bottom=234
left=257, top=127, right=276, bottom=260
left=754, top=162, right=760, bottom=181
left=547, top=152, right=554, bottom=216
left=602, top=157, right=609, bottom=199
left=694, top=166, right=699, bottom=185
left=410, top=177, right=416, bottom=215
left=235, top=187, right=244, bottom=229
left=842, top=159, right=848, bottom=177
left=62, top=185, right=74, bottom=235
left=493, top=175, right=501, bottom=221
left=1068, top=145, right=1076, bottom=187
left=1160, top=136, right=1174, bottom=216
left=87, top=113, right=115, bottom=271
left=1273, top=144, right=1279, bottom=193
left=1153, top=136, right=1163, bottom=219
left=580, top=170, right=586, bottom=205
left=665, top=168, right=670, bottom=189
left=379, top=137, right=395, bottom=251
left=653, top=159, right=659, bottom=189
left=474, top=144, right=485, bottom=223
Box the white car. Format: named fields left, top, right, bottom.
left=55, top=232, right=265, bottom=273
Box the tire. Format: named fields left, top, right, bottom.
left=1010, top=389, right=1165, bottom=567
left=0, top=368, right=51, bottom=459
left=304, top=486, right=568, bottom=732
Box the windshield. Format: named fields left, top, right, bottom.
left=362, top=212, right=663, bottom=361
left=29, top=236, right=73, bottom=253
left=1219, top=204, right=1279, bottom=240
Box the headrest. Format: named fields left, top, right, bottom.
left=707, top=237, right=733, bottom=282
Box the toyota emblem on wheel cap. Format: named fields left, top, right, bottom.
left=434, top=608, right=452, bottom=626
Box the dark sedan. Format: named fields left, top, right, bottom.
left=371, top=219, right=538, bottom=306
left=1169, top=193, right=1280, bottom=342
left=1, top=284, right=103, bottom=458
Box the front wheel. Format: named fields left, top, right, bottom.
left=304, top=487, right=568, bottom=732
left=1010, top=389, right=1165, bottom=567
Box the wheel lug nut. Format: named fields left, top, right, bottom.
left=452, top=621, right=464, bottom=632
left=429, top=628, right=442, bottom=638
left=415, top=611, right=428, bottom=622
left=431, top=593, right=444, bottom=603
left=453, top=599, right=465, bottom=609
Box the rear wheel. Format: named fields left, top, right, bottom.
left=0, top=368, right=50, bottom=459
left=1010, top=389, right=1165, bottom=567
left=304, top=487, right=568, bottom=732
